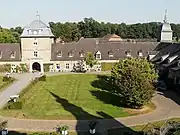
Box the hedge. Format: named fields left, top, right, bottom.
left=101, top=62, right=116, bottom=71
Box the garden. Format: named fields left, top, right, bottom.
left=0, top=58, right=158, bottom=120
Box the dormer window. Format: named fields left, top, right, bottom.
left=108, top=50, right=114, bottom=58
left=10, top=51, right=16, bottom=58
left=79, top=50, right=84, bottom=57
left=125, top=50, right=131, bottom=57
left=96, top=51, right=101, bottom=59
left=137, top=50, right=143, bottom=57
left=68, top=51, right=73, bottom=57
left=57, top=51, right=62, bottom=58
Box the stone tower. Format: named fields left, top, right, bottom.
left=20, top=12, right=54, bottom=73
left=160, top=10, right=173, bottom=43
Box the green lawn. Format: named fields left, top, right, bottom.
left=0, top=76, right=14, bottom=92
left=0, top=74, right=133, bottom=120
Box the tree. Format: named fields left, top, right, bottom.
left=0, top=29, right=17, bottom=43
left=111, top=58, right=158, bottom=109
left=84, top=52, right=97, bottom=68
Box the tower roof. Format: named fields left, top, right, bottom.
left=20, top=13, right=54, bottom=38
left=161, top=9, right=172, bottom=32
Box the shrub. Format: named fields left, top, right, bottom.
left=3, top=76, right=14, bottom=82
left=3, top=64, right=11, bottom=72
left=39, top=75, right=46, bottom=81
left=43, top=64, right=52, bottom=72
left=5, top=101, right=22, bottom=110
left=20, top=64, right=28, bottom=72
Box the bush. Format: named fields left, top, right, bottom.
left=3, top=76, right=14, bottom=82
left=39, top=75, right=46, bottom=81
left=101, top=62, right=116, bottom=71
left=20, top=64, right=28, bottom=72
left=3, top=64, right=11, bottom=72
left=43, top=64, right=52, bottom=72
left=5, top=101, right=22, bottom=110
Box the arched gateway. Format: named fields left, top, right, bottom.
left=32, top=62, right=41, bottom=72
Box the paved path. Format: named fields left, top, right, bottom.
left=0, top=73, right=179, bottom=133
left=0, top=73, right=43, bottom=108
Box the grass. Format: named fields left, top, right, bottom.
left=0, top=76, right=15, bottom=92
left=0, top=74, right=155, bottom=120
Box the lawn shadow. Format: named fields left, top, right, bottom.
left=49, top=92, right=142, bottom=135
left=90, top=90, right=123, bottom=107
left=91, top=75, right=114, bottom=93
left=91, top=75, right=126, bottom=108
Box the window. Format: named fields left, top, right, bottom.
left=34, top=42, right=38, bottom=46
left=68, top=51, right=73, bottom=57
left=79, top=50, right=84, bottom=57
left=125, top=50, right=131, bottom=57
left=56, top=64, right=60, bottom=69
left=138, top=50, right=143, bottom=57
left=96, top=51, right=101, bottom=59
left=66, top=63, right=70, bottom=69
left=57, top=51, right=62, bottom=57
left=10, top=51, right=15, bottom=58
left=34, top=51, right=38, bottom=57
left=108, top=50, right=114, bottom=58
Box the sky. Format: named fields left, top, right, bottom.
left=0, top=0, right=179, bottom=28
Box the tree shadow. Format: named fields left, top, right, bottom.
left=90, top=90, right=124, bottom=107
left=91, top=75, right=114, bottom=93
left=49, top=92, right=142, bottom=135
left=91, top=75, right=127, bottom=108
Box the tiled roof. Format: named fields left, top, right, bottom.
left=20, top=19, right=54, bottom=38
left=51, top=40, right=159, bottom=61
left=0, top=44, right=21, bottom=61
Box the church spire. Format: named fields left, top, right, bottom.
left=163, top=9, right=168, bottom=23
left=36, top=11, right=40, bottom=21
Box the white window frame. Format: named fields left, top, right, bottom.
left=10, top=52, right=16, bottom=58
left=96, top=51, right=101, bottom=59
left=125, top=51, right=131, bottom=57
left=68, top=52, right=73, bottom=57
left=66, top=63, right=70, bottom=69
left=138, top=52, right=143, bottom=57
left=57, top=51, right=62, bottom=58
left=33, top=51, right=38, bottom=57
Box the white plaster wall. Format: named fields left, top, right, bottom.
left=21, top=37, right=53, bottom=62
left=161, top=32, right=173, bottom=42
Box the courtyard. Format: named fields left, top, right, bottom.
left=0, top=74, right=136, bottom=120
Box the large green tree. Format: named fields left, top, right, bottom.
left=111, top=58, right=158, bottom=109
left=0, top=28, right=17, bottom=43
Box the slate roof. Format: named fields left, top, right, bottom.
left=0, top=44, right=21, bottom=61
left=20, top=19, right=54, bottom=38
left=51, top=40, right=159, bottom=61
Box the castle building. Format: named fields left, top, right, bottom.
left=0, top=12, right=175, bottom=74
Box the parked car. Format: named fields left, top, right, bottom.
left=157, top=80, right=167, bottom=91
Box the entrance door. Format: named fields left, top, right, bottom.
left=32, top=62, right=41, bottom=72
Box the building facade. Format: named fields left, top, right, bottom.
left=0, top=12, right=174, bottom=74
